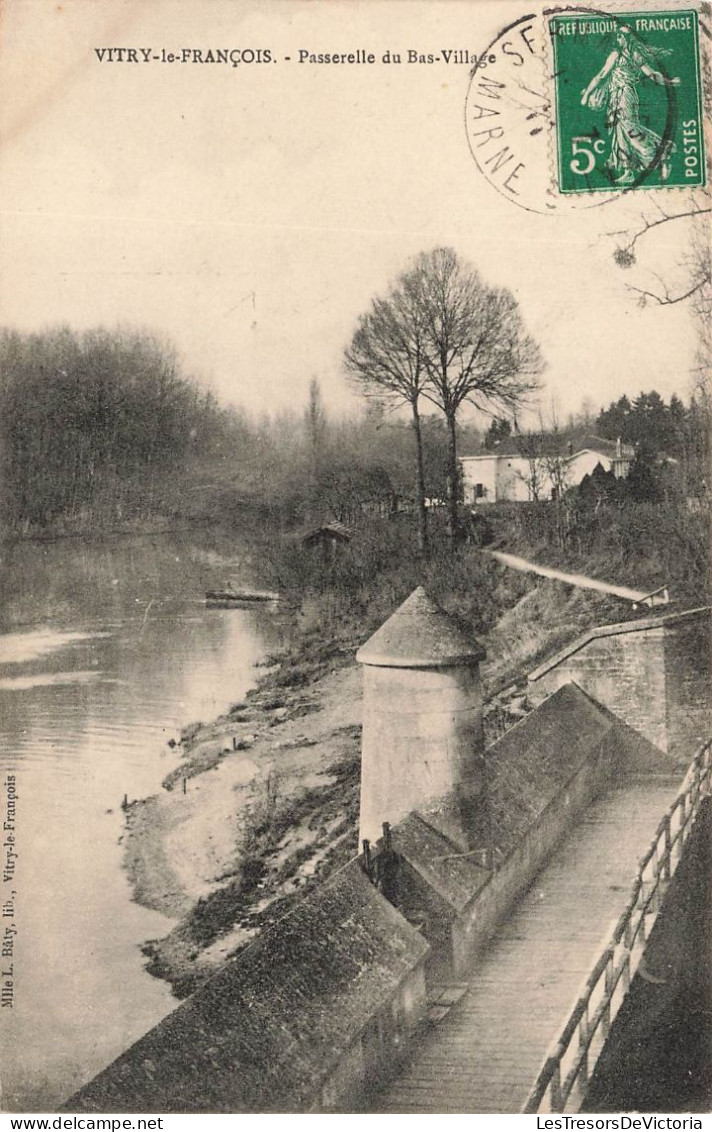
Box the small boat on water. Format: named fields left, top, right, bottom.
left=205, top=588, right=280, bottom=605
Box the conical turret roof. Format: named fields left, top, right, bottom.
left=356, top=586, right=485, bottom=669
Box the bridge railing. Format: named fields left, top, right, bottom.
left=522, top=739, right=712, bottom=1115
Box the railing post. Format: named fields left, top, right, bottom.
left=690, top=773, right=699, bottom=815
left=602, top=954, right=613, bottom=1039
left=578, top=1005, right=589, bottom=1089
left=662, top=813, right=672, bottom=882
left=652, top=844, right=663, bottom=912
left=622, top=947, right=631, bottom=993
left=638, top=906, right=646, bottom=944
left=550, top=1060, right=562, bottom=1112
left=635, top=876, right=648, bottom=942
left=702, top=745, right=711, bottom=792
left=624, top=916, right=633, bottom=950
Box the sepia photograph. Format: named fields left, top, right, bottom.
left=0, top=0, right=710, bottom=1117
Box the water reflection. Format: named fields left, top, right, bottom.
left=0, top=532, right=280, bottom=1110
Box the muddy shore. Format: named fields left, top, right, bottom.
left=123, top=632, right=366, bottom=997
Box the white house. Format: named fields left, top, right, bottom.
left=459, top=435, right=634, bottom=506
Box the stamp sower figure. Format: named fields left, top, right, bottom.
left=580, top=25, right=681, bottom=184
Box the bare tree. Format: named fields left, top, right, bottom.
left=570, top=396, right=599, bottom=431
left=344, top=277, right=430, bottom=553
left=512, top=431, right=549, bottom=502
left=411, top=248, right=543, bottom=540
left=607, top=22, right=710, bottom=312
left=304, top=377, right=326, bottom=490
left=608, top=194, right=711, bottom=507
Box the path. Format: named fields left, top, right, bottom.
left=487, top=550, right=669, bottom=606
left=369, top=781, right=678, bottom=1114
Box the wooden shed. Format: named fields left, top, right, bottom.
left=301, top=520, right=353, bottom=559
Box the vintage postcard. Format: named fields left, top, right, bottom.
left=0, top=0, right=710, bottom=1119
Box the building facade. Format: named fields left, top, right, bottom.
left=460, top=436, right=634, bottom=506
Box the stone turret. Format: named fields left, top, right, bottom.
left=356, top=587, right=486, bottom=852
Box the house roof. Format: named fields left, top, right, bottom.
left=356, top=586, right=486, bottom=669
left=301, top=520, right=352, bottom=544
left=460, top=434, right=634, bottom=462
left=572, top=434, right=634, bottom=458
left=391, top=684, right=619, bottom=913
left=65, top=858, right=428, bottom=1114
left=392, top=812, right=490, bottom=912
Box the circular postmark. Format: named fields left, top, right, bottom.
left=464, top=7, right=689, bottom=213
left=465, top=11, right=561, bottom=213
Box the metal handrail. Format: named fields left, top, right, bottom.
left=632, top=584, right=670, bottom=610
left=522, top=739, right=712, bottom=1114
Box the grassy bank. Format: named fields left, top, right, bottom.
left=485, top=499, right=709, bottom=610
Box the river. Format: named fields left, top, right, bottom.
left=0, top=530, right=282, bottom=1112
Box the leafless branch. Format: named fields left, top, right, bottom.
left=630, top=280, right=709, bottom=307
left=608, top=197, right=712, bottom=307
left=611, top=204, right=711, bottom=259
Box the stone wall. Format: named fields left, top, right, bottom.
left=382, top=722, right=629, bottom=983
left=63, top=856, right=429, bottom=1115
left=664, top=615, right=712, bottom=757
left=387, top=854, right=460, bottom=986
left=320, top=965, right=427, bottom=1113
left=528, top=608, right=710, bottom=755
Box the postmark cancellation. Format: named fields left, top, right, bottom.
left=465, top=6, right=706, bottom=211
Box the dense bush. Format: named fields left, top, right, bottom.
left=255, top=511, right=533, bottom=653
left=0, top=326, right=252, bottom=531
left=487, top=474, right=709, bottom=607
left=0, top=326, right=459, bottom=538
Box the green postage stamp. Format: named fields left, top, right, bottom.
left=550, top=10, right=705, bottom=192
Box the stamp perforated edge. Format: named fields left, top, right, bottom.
left=538, top=1, right=709, bottom=198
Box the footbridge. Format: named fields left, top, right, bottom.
left=64, top=594, right=709, bottom=1117
left=370, top=741, right=711, bottom=1114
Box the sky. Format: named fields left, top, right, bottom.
left=0, top=0, right=704, bottom=428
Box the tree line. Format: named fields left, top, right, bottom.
left=0, top=323, right=481, bottom=537
left=595, top=390, right=709, bottom=498
left=1, top=243, right=706, bottom=595
left=0, top=327, right=248, bottom=532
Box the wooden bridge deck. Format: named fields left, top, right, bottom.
left=369, top=782, right=679, bottom=1114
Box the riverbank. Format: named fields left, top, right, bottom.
left=124, top=573, right=627, bottom=998
left=124, top=631, right=364, bottom=997
left=0, top=519, right=213, bottom=549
